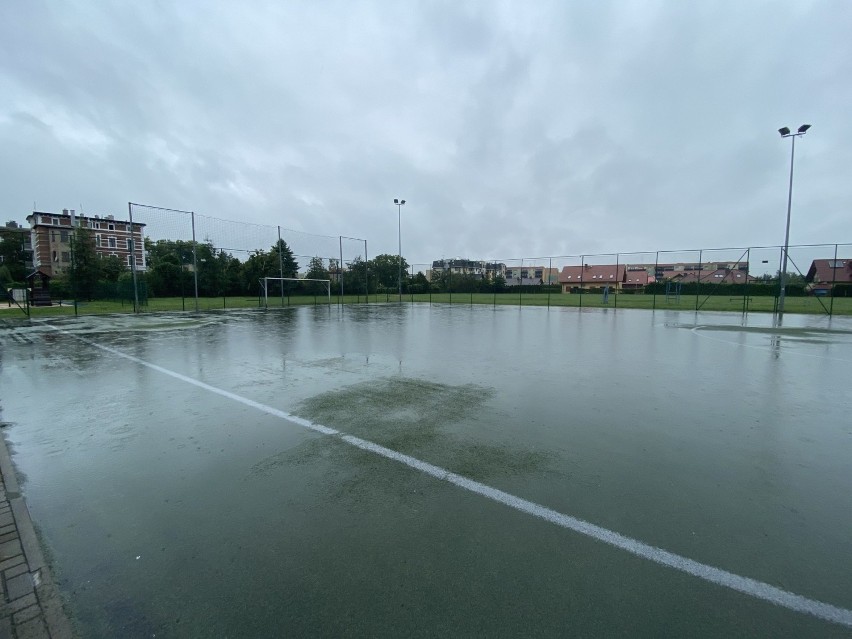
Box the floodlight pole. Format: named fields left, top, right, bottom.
left=394, top=198, right=406, bottom=301
left=777, top=124, right=810, bottom=316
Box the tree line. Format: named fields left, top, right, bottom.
left=24, top=229, right=432, bottom=300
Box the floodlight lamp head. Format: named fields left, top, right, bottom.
left=400, top=199, right=406, bottom=205
left=778, top=127, right=791, bottom=136
left=797, top=124, right=811, bottom=134
left=394, top=198, right=399, bottom=204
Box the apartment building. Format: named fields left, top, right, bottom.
left=504, top=266, right=559, bottom=285
left=26, top=209, right=146, bottom=277
left=430, top=259, right=508, bottom=280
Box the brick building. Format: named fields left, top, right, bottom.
left=26, top=210, right=146, bottom=277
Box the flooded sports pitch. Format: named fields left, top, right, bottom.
left=1, top=304, right=851, bottom=637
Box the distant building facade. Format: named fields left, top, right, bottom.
left=430, top=259, right=507, bottom=281
left=26, top=209, right=146, bottom=277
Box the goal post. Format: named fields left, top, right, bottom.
left=260, top=277, right=331, bottom=308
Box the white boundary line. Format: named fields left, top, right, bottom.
left=44, top=325, right=852, bottom=629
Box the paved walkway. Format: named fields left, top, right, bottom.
left=0, top=435, right=73, bottom=639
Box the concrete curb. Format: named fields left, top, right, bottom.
left=0, top=432, right=74, bottom=638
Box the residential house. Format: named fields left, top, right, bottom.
left=806, top=259, right=852, bottom=294
left=559, top=265, right=627, bottom=292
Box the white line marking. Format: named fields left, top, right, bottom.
left=46, top=325, right=852, bottom=628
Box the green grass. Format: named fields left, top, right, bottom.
left=392, top=292, right=852, bottom=315
left=4, top=292, right=849, bottom=318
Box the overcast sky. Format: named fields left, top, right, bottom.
left=1, top=1, right=850, bottom=267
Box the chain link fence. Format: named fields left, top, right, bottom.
left=403, top=243, right=851, bottom=316
left=3, top=209, right=849, bottom=317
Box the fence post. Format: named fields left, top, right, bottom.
left=579, top=255, right=584, bottom=308
left=278, top=227, right=286, bottom=307
left=695, top=249, right=702, bottom=312
left=128, top=202, right=140, bottom=313
left=830, top=243, right=838, bottom=317
left=653, top=251, right=659, bottom=310
left=191, top=212, right=199, bottom=312
left=519, top=258, right=523, bottom=307
left=364, top=239, right=369, bottom=304
left=743, top=248, right=750, bottom=314
left=338, top=235, right=344, bottom=306
left=548, top=257, right=552, bottom=308
left=614, top=253, right=619, bottom=309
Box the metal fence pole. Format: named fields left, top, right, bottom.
left=614, top=253, right=619, bottom=309
left=695, top=249, right=702, bottom=312
left=127, top=202, right=140, bottom=313
left=830, top=243, right=838, bottom=317
left=364, top=239, right=369, bottom=304
left=653, top=251, right=658, bottom=310
left=338, top=235, right=344, bottom=306
left=548, top=257, right=552, bottom=308
left=278, top=226, right=285, bottom=307
left=519, top=258, right=523, bottom=307
left=579, top=255, right=584, bottom=308
left=743, top=248, right=750, bottom=314
left=191, top=212, right=199, bottom=312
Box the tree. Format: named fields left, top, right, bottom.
left=99, top=255, right=126, bottom=282
left=270, top=240, right=299, bottom=278
left=68, top=229, right=101, bottom=300
left=242, top=249, right=275, bottom=294
left=0, top=265, right=12, bottom=287
left=342, top=256, right=370, bottom=295
left=305, top=256, right=330, bottom=295
left=0, top=232, right=28, bottom=284
left=410, top=271, right=430, bottom=294
left=144, top=239, right=194, bottom=297
left=369, top=254, right=409, bottom=291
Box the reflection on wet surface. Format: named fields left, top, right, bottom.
left=1, top=306, right=851, bottom=637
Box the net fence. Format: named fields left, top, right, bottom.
left=127, top=203, right=368, bottom=310
left=5, top=205, right=849, bottom=317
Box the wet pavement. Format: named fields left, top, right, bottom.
left=0, top=305, right=851, bottom=637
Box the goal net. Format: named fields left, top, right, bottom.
left=260, top=277, right=331, bottom=307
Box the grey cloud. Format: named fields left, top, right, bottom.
left=1, top=0, right=850, bottom=267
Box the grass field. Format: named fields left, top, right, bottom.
left=3, top=291, right=849, bottom=317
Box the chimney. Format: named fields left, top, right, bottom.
left=62, top=208, right=68, bottom=215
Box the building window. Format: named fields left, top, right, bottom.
left=52, top=218, right=59, bottom=225
left=95, top=234, right=101, bottom=247
left=108, top=223, right=115, bottom=231
left=126, top=238, right=133, bottom=249
left=127, top=255, right=133, bottom=266
left=108, top=237, right=117, bottom=248
left=60, top=230, right=69, bottom=242
left=52, top=250, right=58, bottom=262
left=61, top=251, right=70, bottom=263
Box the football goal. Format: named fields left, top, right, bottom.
left=260, top=277, right=331, bottom=308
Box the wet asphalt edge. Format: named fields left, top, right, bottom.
left=0, top=432, right=74, bottom=638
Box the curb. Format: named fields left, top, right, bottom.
left=0, top=432, right=74, bottom=638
